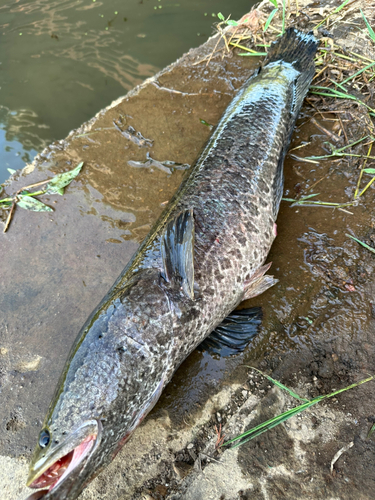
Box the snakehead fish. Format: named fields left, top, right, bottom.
left=25, top=28, right=318, bottom=500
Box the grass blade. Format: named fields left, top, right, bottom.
left=335, top=135, right=369, bottom=153
left=264, top=8, right=278, bottom=32
left=0, top=197, right=13, bottom=204
left=268, top=0, right=278, bottom=6
left=297, top=193, right=321, bottom=201
left=360, top=9, right=375, bottom=43
left=289, top=154, right=319, bottom=164
left=346, top=234, right=375, bottom=254
left=314, top=0, right=352, bottom=29
left=247, top=367, right=309, bottom=402
left=355, top=142, right=373, bottom=198
left=229, top=42, right=267, bottom=56
left=341, top=61, right=375, bottom=85
left=328, top=78, right=348, bottom=93
left=310, top=87, right=375, bottom=113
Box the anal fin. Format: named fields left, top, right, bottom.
left=243, top=263, right=278, bottom=300
left=198, top=307, right=262, bottom=357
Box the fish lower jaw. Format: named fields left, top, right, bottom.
left=28, top=434, right=96, bottom=493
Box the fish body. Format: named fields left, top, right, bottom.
left=26, top=28, right=318, bottom=500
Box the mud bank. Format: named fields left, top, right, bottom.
left=1, top=0, right=375, bottom=499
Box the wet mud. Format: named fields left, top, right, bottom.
left=1, top=0, right=375, bottom=499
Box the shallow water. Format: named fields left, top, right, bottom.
left=0, top=0, right=252, bottom=183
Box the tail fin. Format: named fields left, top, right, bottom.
left=266, top=27, right=318, bottom=73
left=267, top=28, right=318, bottom=121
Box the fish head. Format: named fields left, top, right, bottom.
left=26, top=274, right=171, bottom=499
left=26, top=417, right=102, bottom=499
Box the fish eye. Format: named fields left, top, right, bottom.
left=38, top=429, right=50, bottom=448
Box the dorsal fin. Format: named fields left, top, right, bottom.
left=161, top=209, right=195, bottom=300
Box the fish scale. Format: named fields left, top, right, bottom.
left=26, top=28, right=318, bottom=500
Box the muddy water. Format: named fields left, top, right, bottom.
left=0, top=0, right=253, bottom=183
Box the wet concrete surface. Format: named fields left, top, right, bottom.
left=2, top=0, right=375, bottom=499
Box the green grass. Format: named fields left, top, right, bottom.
left=223, top=370, right=374, bottom=449
left=310, top=86, right=375, bottom=114
left=341, top=61, right=375, bottom=85
left=360, top=9, right=375, bottom=44
left=264, top=8, right=278, bottom=32
left=346, top=234, right=375, bottom=254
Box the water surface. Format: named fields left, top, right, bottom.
left=0, top=0, right=252, bottom=182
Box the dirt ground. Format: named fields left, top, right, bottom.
left=1, top=0, right=375, bottom=499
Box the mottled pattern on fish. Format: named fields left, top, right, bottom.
left=27, top=29, right=318, bottom=500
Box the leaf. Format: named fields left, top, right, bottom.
left=46, top=162, right=83, bottom=195
left=226, top=20, right=238, bottom=26
left=264, top=8, right=278, bottom=32
left=7, top=168, right=16, bottom=175
left=360, top=9, right=375, bottom=43
left=298, top=193, right=320, bottom=201
left=17, top=195, right=53, bottom=212
left=363, top=168, right=375, bottom=174
left=268, top=0, right=278, bottom=6
left=217, top=12, right=225, bottom=21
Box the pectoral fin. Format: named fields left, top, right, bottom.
left=161, top=209, right=195, bottom=299
left=198, top=307, right=262, bottom=357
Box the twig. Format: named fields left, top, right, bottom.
left=3, top=200, right=17, bottom=233
left=330, top=442, right=354, bottom=473
left=338, top=116, right=349, bottom=143
left=16, top=179, right=50, bottom=195
left=308, top=173, right=330, bottom=191
left=206, top=33, right=225, bottom=67
left=152, top=82, right=213, bottom=97
left=310, top=117, right=341, bottom=142
left=215, top=424, right=225, bottom=449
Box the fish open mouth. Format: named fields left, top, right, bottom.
left=26, top=420, right=102, bottom=498
left=28, top=434, right=96, bottom=491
